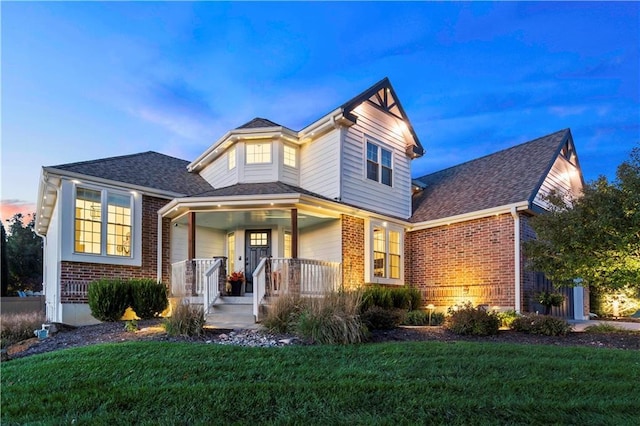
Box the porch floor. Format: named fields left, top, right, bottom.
left=205, top=295, right=261, bottom=330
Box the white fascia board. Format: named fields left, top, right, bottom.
left=298, top=195, right=412, bottom=227
left=298, top=108, right=356, bottom=142
left=410, top=201, right=530, bottom=231
left=188, top=127, right=300, bottom=172
left=43, top=168, right=183, bottom=200
left=35, top=169, right=62, bottom=236
left=159, top=194, right=303, bottom=218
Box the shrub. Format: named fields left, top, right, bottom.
left=124, top=320, right=138, bottom=333
left=429, top=312, right=446, bottom=326
left=362, top=285, right=421, bottom=311
left=263, top=294, right=309, bottom=334
left=536, top=291, right=565, bottom=315
left=584, top=323, right=626, bottom=333
left=497, top=310, right=520, bottom=328
left=0, top=312, right=46, bottom=348
left=362, top=286, right=393, bottom=310
left=88, top=279, right=131, bottom=322
left=129, top=279, right=169, bottom=320
left=510, top=314, right=572, bottom=336
left=295, top=291, right=366, bottom=344
left=361, top=306, right=405, bottom=330
left=406, top=287, right=422, bottom=311
left=163, top=301, right=205, bottom=337
left=403, top=309, right=428, bottom=326
left=446, top=302, right=500, bottom=336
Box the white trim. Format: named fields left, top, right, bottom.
left=364, top=218, right=405, bottom=285
left=157, top=212, right=163, bottom=283
left=511, top=206, right=521, bottom=313
left=411, top=201, right=530, bottom=231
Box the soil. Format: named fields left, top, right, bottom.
left=4, top=318, right=639, bottom=361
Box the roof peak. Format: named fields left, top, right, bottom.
left=236, top=117, right=287, bottom=130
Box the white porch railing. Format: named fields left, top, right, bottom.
left=253, top=258, right=342, bottom=320
left=202, top=259, right=222, bottom=315
left=171, top=258, right=223, bottom=297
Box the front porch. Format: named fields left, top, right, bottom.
left=170, top=257, right=342, bottom=325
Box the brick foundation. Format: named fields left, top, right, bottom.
left=341, top=215, right=365, bottom=290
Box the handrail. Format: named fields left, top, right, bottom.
left=203, top=259, right=222, bottom=315
left=252, top=257, right=269, bottom=320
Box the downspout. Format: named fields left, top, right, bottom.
left=510, top=206, right=521, bottom=313
left=157, top=212, right=163, bottom=284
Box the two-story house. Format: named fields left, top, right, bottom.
left=36, top=78, right=586, bottom=326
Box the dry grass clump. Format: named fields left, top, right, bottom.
left=163, top=301, right=205, bottom=337
left=1, top=312, right=46, bottom=348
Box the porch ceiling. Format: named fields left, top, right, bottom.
left=174, top=209, right=336, bottom=231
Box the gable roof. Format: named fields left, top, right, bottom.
left=236, top=117, right=290, bottom=130
left=47, top=151, right=213, bottom=196
left=189, top=181, right=334, bottom=201
left=410, top=129, right=573, bottom=223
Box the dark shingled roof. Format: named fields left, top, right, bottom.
left=410, top=129, right=571, bottom=223
left=190, top=181, right=333, bottom=201
left=236, top=117, right=293, bottom=131
left=49, top=151, right=213, bottom=196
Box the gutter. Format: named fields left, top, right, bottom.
left=510, top=206, right=522, bottom=313
left=410, top=201, right=530, bottom=231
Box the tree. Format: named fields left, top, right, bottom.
left=524, top=146, right=640, bottom=292
left=1, top=222, right=9, bottom=297
left=5, top=213, right=43, bottom=293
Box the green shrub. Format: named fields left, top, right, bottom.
left=510, top=314, right=572, bottom=336
left=536, top=291, right=565, bottom=315
left=124, top=320, right=138, bottom=333
left=163, top=301, right=205, bottom=337
left=295, top=291, right=366, bottom=344
left=403, top=309, right=428, bottom=326
left=129, top=279, right=169, bottom=320
left=406, top=287, right=422, bottom=311
left=362, top=285, right=393, bottom=310
left=362, top=285, right=421, bottom=311
left=584, top=323, right=626, bottom=333
left=88, top=279, right=131, bottom=322
left=429, top=312, right=445, bottom=326
left=0, top=312, right=46, bottom=348
left=497, top=310, right=520, bottom=328
left=263, top=294, right=309, bottom=334
left=361, top=306, right=405, bottom=330
left=446, top=302, right=500, bottom=336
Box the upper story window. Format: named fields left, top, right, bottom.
left=228, top=148, right=236, bottom=170
left=246, top=143, right=271, bottom=164
left=75, top=187, right=132, bottom=257
left=283, top=145, right=297, bottom=168
left=366, top=141, right=393, bottom=186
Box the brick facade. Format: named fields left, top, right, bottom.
left=60, top=195, right=171, bottom=303
left=341, top=214, right=365, bottom=290
left=406, top=214, right=516, bottom=309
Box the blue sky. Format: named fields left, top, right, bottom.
left=2, top=1, right=638, bottom=222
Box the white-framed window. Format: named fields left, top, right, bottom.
left=227, top=233, right=236, bottom=273
left=228, top=148, right=236, bottom=170
left=246, top=143, right=271, bottom=164
left=284, top=231, right=292, bottom=258
left=366, top=141, right=393, bottom=186
left=367, top=221, right=403, bottom=283
left=283, top=145, right=297, bottom=168
left=74, top=187, right=133, bottom=257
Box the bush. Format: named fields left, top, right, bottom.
left=446, top=302, right=500, bottom=336
left=129, top=279, right=169, bottom=320
left=362, top=286, right=393, bottom=310
left=362, top=285, right=421, bottom=311
left=0, top=312, right=46, bottom=348
left=361, top=306, right=405, bottom=330
left=295, top=291, right=366, bottom=344
left=497, top=310, right=520, bottom=328
left=403, top=309, right=428, bottom=326
left=510, top=314, right=572, bottom=336
left=406, top=287, right=422, bottom=311
left=263, top=294, right=309, bottom=334
left=163, top=301, right=205, bottom=337
left=88, top=279, right=131, bottom=322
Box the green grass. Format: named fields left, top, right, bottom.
left=2, top=342, right=639, bottom=425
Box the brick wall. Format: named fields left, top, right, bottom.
left=406, top=214, right=516, bottom=309
left=61, top=195, right=171, bottom=303
left=341, top=215, right=365, bottom=290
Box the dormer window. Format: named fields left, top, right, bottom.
left=246, top=143, right=271, bottom=164
left=228, top=148, right=236, bottom=170
left=283, top=145, right=297, bottom=168
left=366, top=140, right=393, bottom=186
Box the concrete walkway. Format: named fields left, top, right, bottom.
left=569, top=319, right=640, bottom=332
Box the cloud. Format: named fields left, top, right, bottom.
left=0, top=200, right=37, bottom=225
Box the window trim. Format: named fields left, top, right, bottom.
left=283, top=144, right=297, bottom=168
left=365, top=139, right=393, bottom=187
left=245, top=142, right=272, bottom=165
left=228, top=147, right=236, bottom=170
left=365, top=219, right=404, bottom=284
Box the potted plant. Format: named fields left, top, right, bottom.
left=227, top=271, right=245, bottom=296
left=536, top=291, right=565, bottom=315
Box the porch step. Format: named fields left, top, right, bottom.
left=206, top=295, right=259, bottom=330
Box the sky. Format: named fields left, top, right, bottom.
left=2, top=1, right=639, bottom=224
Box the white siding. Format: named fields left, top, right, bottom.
left=341, top=103, right=413, bottom=218
left=300, top=130, right=341, bottom=199
left=533, top=155, right=582, bottom=210
left=170, top=225, right=225, bottom=263
left=299, top=219, right=341, bottom=263
left=200, top=149, right=238, bottom=189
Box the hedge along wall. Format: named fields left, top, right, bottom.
left=405, top=213, right=516, bottom=310
left=60, top=195, right=172, bottom=303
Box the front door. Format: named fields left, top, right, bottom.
left=245, top=230, right=271, bottom=293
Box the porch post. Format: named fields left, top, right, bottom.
left=188, top=212, right=196, bottom=261
left=291, top=208, right=298, bottom=259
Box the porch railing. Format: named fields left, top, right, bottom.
left=171, top=258, right=222, bottom=297
left=253, top=257, right=342, bottom=320
left=202, top=259, right=223, bottom=315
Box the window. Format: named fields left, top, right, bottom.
left=246, top=143, right=271, bottom=164
left=369, top=223, right=402, bottom=282
left=74, top=187, right=133, bottom=257
left=250, top=232, right=268, bottom=246
left=227, top=233, right=235, bottom=273
left=228, top=148, right=236, bottom=170
left=284, top=231, right=292, bottom=258
left=283, top=145, right=297, bottom=168
left=366, top=141, right=392, bottom=186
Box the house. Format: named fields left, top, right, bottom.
left=35, top=78, right=587, bottom=326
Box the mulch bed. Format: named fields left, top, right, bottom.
left=4, top=319, right=640, bottom=361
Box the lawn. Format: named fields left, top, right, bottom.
left=2, top=341, right=639, bottom=425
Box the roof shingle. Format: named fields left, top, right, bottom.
left=49, top=151, right=213, bottom=196
left=410, top=129, right=570, bottom=222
